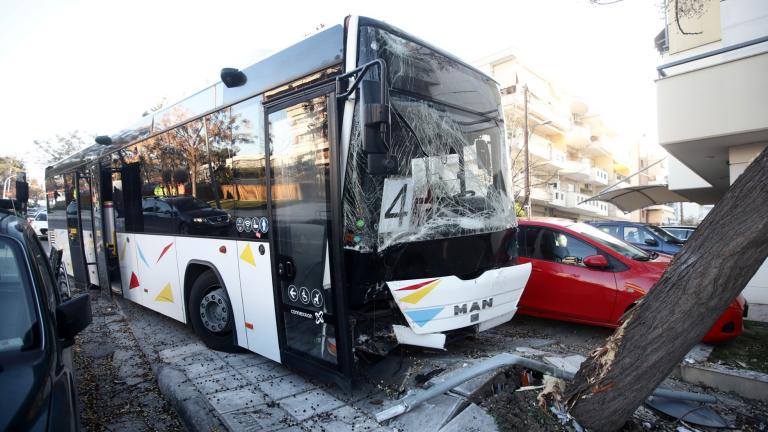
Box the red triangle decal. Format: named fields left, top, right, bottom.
left=396, top=279, right=439, bottom=291
left=129, top=272, right=140, bottom=289
left=156, top=242, right=174, bottom=263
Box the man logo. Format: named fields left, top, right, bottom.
left=454, top=298, right=493, bottom=316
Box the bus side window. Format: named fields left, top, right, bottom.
left=229, top=97, right=268, bottom=239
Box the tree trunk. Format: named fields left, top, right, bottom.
left=566, top=146, right=768, bottom=431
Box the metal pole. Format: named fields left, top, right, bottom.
left=522, top=85, right=530, bottom=218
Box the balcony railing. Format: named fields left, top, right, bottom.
left=590, top=168, right=609, bottom=186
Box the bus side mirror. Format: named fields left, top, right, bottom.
left=360, top=80, right=397, bottom=176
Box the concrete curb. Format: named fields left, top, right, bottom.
left=157, top=365, right=229, bottom=432
left=111, top=295, right=229, bottom=432
left=675, top=363, right=768, bottom=401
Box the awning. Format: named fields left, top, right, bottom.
left=581, top=184, right=689, bottom=213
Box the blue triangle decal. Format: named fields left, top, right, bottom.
left=405, top=307, right=444, bottom=327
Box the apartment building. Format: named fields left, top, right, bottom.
left=475, top=50, right=640, bottom=222
left=655, top=0, right=768, bottom=304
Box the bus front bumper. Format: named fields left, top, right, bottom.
left=386, top=263, right=532, bottom=348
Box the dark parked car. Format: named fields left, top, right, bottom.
left=587, top=221, right=684, bottom=255
left=0, top=205, right=92, bottom=431
left=142, top=196, right=231, bottom=235
left=661, top=225, right=696, bottom=242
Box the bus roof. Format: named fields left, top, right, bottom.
left=46, top=23, right=344, bottom=177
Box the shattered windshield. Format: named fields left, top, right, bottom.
left=343, top=25, right=514, bottom=253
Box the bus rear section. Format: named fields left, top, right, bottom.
left=45, top=16, right=531, bottom=387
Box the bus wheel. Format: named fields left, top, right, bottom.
left=189, top=270, right=238, bottom=352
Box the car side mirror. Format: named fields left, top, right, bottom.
left=56, top=293, right=92, bottom=347
left=583, top=254, right=610, bottom=269
left=645, top=238, right=659, bottom=246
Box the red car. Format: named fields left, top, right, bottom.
left=515, top=218, right=745, bottom=343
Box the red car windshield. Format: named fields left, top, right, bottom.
left=567, top=223, right=650, bottom=261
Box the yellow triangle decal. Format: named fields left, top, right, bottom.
left=240, top=244, right=256, bottom=267
left=400, top=280, right=440, bottom=304
left=155, top=283, right=174, bottom=303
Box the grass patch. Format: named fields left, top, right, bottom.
left=710, top=320, right=768, bottom=374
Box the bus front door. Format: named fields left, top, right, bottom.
left=266, top=88, right=351, bottom=385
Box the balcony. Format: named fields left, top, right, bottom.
left=657, top=47, right=768, bottom=201
left=566, top=191, right=601, bottom=214
left=531, top=187, right=567, bottom=208
left=589, top=168, right=609, bottom=186
left=559, top=160, right=591, bottom=181
left=550, top=189, right=567, bottom=207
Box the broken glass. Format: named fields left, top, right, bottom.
left=343, top=25, right=515, bottom=252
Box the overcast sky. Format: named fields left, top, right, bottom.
left=0, top=0, right=664, bottom=180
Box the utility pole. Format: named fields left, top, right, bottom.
left=522, top=85, right=530, bottom=218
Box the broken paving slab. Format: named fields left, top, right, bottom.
left=387, top=393, right=467, bottom=432
left=207, top=386, right=272, bottom=414
left=278, top=388, right=346, bottom=422
left=543, top=355, right=587, bottom=375
left=438, top=403, right=499, bottom=432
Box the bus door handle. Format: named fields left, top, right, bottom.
left=278, top=257, right=295, bottom=280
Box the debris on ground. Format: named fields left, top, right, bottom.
left=73, top=288, right=183, bottom=432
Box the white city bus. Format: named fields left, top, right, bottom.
left=45, top=16, right=531, bottom=387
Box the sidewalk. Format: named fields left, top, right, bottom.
left=73, top=289, right=184, bottom=431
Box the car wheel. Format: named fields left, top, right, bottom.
left=188, top=270, right=239, bottom=352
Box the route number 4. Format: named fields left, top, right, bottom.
left=378, top=178, right=413, bottom=234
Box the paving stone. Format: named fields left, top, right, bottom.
left=438, top=403, right=498, bottom=432
left=323, top=380, right=380, bottom=404
left=348, top=390, right=394, bottom=417
left=208, top=386, right=272, bottom=414
left=179, top=355, right=229, bottom=379
left=278, top=388, right=346, bottom=422
left=515, top=346, right=550, bottom=356
left=543, top=354, right=587, bottom=375
left=304, top=405, right=381, bottom=432
left=511, top=338, right=556, bottom=348
left=220, top=351, right=273, bottom=368
left=159, top=342, right=207, bottom=363
left=258, top=374, right=316, bottom=400
left=220, top=404, right=296, bottom=432
left=451, top=370, right=497, bottom=398
left=388, top=393, right=466, bottom=432
left=193, top=369, right=250, bottom=395
left=239, top=361, right=292, bottom=384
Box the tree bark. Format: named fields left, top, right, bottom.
left=566, top=146, right=768, bottom=431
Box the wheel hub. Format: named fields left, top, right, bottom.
left=200, top=288, right=229, bottom=333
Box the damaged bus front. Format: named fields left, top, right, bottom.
left=341, top=18, right=531, bottom=353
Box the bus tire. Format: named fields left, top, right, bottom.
left=188, top=270, right=239, bottom=352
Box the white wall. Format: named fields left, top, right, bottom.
left=729, top=142, right=768, bottom=180
left=667, top=156, right=711, bottom=191
left=728, top=142, right=768, bottom=305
